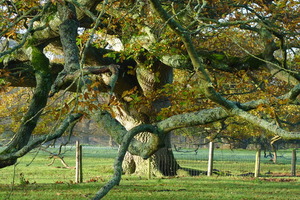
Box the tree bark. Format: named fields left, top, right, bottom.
left=117, top=57, right=181, bottom=176
left=123, top=132, right=180, bottom=176
left=0, top=46, right=52, bottom=167
left=93, top=124, right=158, bottom=200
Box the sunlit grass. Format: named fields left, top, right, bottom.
left=0, top=147, right=299, bottom=199
left=0, top=176, right=299, bottom=200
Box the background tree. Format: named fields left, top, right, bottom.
left=0, top=2, right=300, bottom=196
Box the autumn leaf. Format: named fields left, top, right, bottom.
left=84, top=93, right=89, bottom=100
left=64, top=103, right=69, bottom=110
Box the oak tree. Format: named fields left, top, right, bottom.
left=0, top=0, right=300, bottom=199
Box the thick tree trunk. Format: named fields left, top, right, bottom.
left=93, top=107, right=180, bottom=176
left=123, top=132, right=180, bottom=176
left=151, top=133, right=180, bottom=176
left=105, top=54, right=180, bottom=176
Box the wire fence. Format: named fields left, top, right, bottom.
left=173, top=148, right=299, bottom=177
left=0, top=146, right=299, bottom=185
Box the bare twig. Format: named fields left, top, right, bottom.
left=0, top=2, right=51, bottom=58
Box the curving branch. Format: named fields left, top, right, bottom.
left=93, top=110, right=165, bottom=159
left=0, top=46, right=52, bottom=168
left=155, top=82, right=300, bottom=140
left=0, top=113, right=82, bottom=168
left=49, top=64, right=120, bottom=94
left=92, top=85, right=300, bottom=199
left=231, top=108, right=300, bottom=140
left=92, top=124, right=158, bottom=200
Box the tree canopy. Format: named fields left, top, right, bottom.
left=1, top=0, right=300, bottom=199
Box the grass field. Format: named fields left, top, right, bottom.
left=1, top=176, right=300, bottom=200
left=0, top=146, right=299, bottom=200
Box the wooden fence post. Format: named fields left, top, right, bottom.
left=254, top=149, right=261, bottom=178
left=75, top=141, right=83, bottom=183
left=291, top=149, right=297, bottom=177
left=207, top=141, right=214, bottom=176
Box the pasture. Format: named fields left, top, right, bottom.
left=0, top=146, right=299, bottom=199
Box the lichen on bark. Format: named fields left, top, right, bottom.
left=0, top=45, right=52, bottom=168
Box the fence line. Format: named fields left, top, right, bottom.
left=0, top=146, right=298, bottom=184
left=172, top=147, right=299, bottom=177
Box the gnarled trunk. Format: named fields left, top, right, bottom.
left=123, top=132, right=180, bottom=176
left=119, top=59, right=181, bottom=176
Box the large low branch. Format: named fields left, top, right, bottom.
left=94, top=83, right=300, bottom=161
left=1, top=60, right=120, bottom=93
left=156, top=107, right=230, bottom=133
left=92, top=94, right=300, bottom=200
left=0, top=46, right=52, bottom=168
left=93, top=111, right=165, bottom=159
left=156, top=83, right=300, bottom=138
left=0, top=113, right=82, bottom=168
left=92, top=124, right=158, bottom=200
left=156, top=104, right=300, bottom=140
left=231, top=108, right=300, bottom=139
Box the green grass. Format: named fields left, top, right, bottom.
left=0, top=147, right=299, bottom=199
left=0, top=147, right=118, bottom=184
left=0, top=176, right=299, bottom=200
